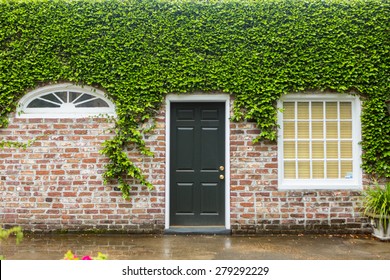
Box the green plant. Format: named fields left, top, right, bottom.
left=0, top=139, right=35, bottom=149
left=0, top=226, right=23, bottom=260
left=362, top=183, right=390, bottom=231
left=0, top=0, right=389, bottom=198
left=63, top=250, right=108, bottom=260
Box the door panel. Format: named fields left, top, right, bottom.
left=200, top=183, right=219, bottom=214
left=201, top=128, right=219, bottom=170
left=170, top=102, right=225, bottom=226
left=176, top=127, right=195, bottom=170
left=176, top=183, right=194, bottom=214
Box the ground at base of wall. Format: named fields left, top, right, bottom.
left=4, top=224, right=372, bottom=236
left=1, top=232, right=389, bottom=260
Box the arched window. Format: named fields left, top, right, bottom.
left=18, top=83, right=115, bottom=118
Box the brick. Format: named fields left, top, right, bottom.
left=52, top=203, right=64, bottom=208
left=239, top=193, right=253, bottom=197
left=240, top=203, right=254, bottom=207
left=0, top=154, right=12, bottom=158
left=48, top=192, right=61, bottom=197
left=82, top=158, right=97, bottom=163
left=65, top=148, right=80, bottom=153
left=79, top=192, right=92, bottom=196
left=81, top=204, right=94, bottom=208
left=241, top=214, right=255, bottom=219
left=64, top=192, right=77, bottom=197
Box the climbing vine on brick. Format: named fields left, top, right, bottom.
left=0, top=0, right=389, bottom=197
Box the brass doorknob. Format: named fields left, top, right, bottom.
left=219, top=174, right=224, bottom=180
left=219, top=166, right=225, bottom=171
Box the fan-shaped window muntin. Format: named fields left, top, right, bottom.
left=19, top=84, right=115, bottom=117
left=26, top=92, right=110, bottom=109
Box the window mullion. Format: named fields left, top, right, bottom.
left=37, top=97, right=61, bottom=106
left=309, top=101, right=312, bottom=179
left=74, top=96, right=99, bottom=106
left=52, top=93, right=64, bottom=104
left=337, top=101, right=341, bottom=179
left=72, top=93, right=84, bottom=104
left=295, top=101, right=298, bottom=179
left=323, top=101, right=327, bottom=179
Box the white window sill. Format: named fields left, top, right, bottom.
left=279, top=179, right=362, bottom=190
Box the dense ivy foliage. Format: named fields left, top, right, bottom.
left=0, top=0, right=389, bottom=196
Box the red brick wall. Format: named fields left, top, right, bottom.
left=229, top=121, right=369, bottom=234
left=0, top=101, right=370, bottom=234
left=0, top=112, right=165, bottom=233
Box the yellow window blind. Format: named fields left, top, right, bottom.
left=282, top=101, right=353, bottom=180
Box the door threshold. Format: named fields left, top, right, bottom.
left=165, top=226, right=231, bottom=235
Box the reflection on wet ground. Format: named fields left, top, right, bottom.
left=1, top=233, right=390, bottom=260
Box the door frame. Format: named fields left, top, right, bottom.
left=165, top=94, right=231, bottom=230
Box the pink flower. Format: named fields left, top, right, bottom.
left=81, top=255, right=93, bottom=260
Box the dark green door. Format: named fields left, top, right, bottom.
left=170, top=102, right=225, bottom=226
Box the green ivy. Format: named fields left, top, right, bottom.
left=0, top=226, right=23, bottom=259
left=0, top=139, right=35, bottom=149
left=0, top=0, right=389, bottom=198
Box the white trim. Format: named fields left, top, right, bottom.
left=165, top=94, right=231, bottom=230
left=277, top=93, right=362, bottom=190
left=17, top=83, right=116, bottom=118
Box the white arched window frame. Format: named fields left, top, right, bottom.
left=18, top=83, right=116, bottom=118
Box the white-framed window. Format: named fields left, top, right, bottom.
left=277, top=93, right=362, bottom=190
left=18, top=83, right=115, bottom=118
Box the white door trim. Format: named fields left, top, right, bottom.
left=165, top=94, right=231, bottom=229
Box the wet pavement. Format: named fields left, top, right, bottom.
left=1, top=233, right=390, bottom=260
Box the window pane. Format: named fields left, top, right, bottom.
left=284, top=141, right=295, bottom=159
left=284, top=161, right=296, bottom=179
left=326, top=141, right=338, bottom=159
left=54, top=92, right=67, bottom=103
left=312, top=121, right=324, bottom=139
left=283, top=102, right=295, bottom=119
left=283, top=122, right=295, bottom=138
left=297, top=141, right=310, bottom=159
left=298, top=161, right=310, bottom=179
left=27, top=99, right=60, bottom=108
left=312, top=161, right=324, bottom=178
left=341, top=161, right=353, bottom=179
left=340, top=102, right=352, bottom=119
left=297, top=102, right=309, bottom=119
left=326, top=121, right=338, bottom=138
left=326, top=102, right=338, bottom=119
left=41, top=93, right=62, bottom=104
left=312, top=141, right=324, bottom=159
left=327, top=161, right=339, bottom=178
left=311, top=102, right=323, bottom=119
left=340, top=141, right=352, bottom=158
left=70, top=91, right=82, bottom=102
left=297, top=121, right=309, bottom=138
left=340, top=121, right=352, bottom=138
